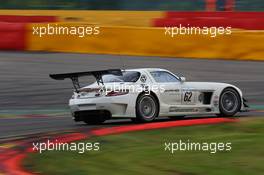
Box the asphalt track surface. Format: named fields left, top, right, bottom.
left=0, top=52, right=263, bottom=140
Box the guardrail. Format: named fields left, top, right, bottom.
left=0, top=11, right=263, bottom=61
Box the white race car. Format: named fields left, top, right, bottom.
left=50, top=68, right=248, bottom=124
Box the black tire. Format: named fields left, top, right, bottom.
left=168, top=116, right=185, bottom=120
left=136, top=93, right=159, bottom=122
left=218, top=88, right=241, bottom=117
left=83, top=117, right=106, bottom=125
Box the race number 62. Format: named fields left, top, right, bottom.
left=184, top=91, right=192, bottom=102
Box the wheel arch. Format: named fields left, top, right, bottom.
left=220, top=86, right=243, bottom=110
left=136, top=91, right=160, bottom=115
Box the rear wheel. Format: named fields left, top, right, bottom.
left=136, top=94, right=159, bottom=122
left=218, top=88, right=241, bottom=117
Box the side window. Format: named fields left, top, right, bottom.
left=150, top=71, right=179, bottom=83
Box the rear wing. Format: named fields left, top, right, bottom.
left=50, top=69, right=122, bottom=92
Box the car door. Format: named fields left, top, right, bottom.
left=161, top=82, right=182, bottom=105
left=149, top=71, right=182, bottom=105
left=181, top=84, right=198, bottom=106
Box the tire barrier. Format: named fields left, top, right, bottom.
left=27, top=24, right=264, bottom=61
left=0, top=10, right=263, bottom=60
left=0, top=14, right=57, bottom=50
left=154, top=17, right=264, bottom=30
left=154, top=12, right=264, bottom=30
left=0, top=22, right=26, bottom=50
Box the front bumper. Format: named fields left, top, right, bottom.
left=240, top=98, right=250, bottom=112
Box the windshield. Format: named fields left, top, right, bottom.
left=150, top=71, right=179, bottom=83
left=102, top=71, right=140, bottom=83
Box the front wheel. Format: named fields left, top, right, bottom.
left=218, top=88, right=241, bottom=117
left=136, top=94, right=159, bottom=122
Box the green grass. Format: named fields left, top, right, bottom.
left=24, top=118, right=264, bottom=175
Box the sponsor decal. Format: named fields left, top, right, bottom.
left=140, top=75, right=147, bottom=83
left=164, top=89, right=180, bottom=92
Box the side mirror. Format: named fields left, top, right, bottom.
left=180, top=77, right=186, bottom=83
